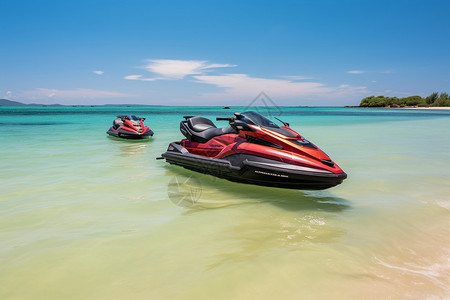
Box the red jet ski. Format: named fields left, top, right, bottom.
left=107, top=115, right=154, bottom=139
left=161, top=111, right=347, bottom=190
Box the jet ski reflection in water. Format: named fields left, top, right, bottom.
left=161, top=111, right=347, bottom=190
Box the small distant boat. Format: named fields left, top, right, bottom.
left=223, top=106, right=230, bottom=109
left=107, top=115, right=154, bottom=139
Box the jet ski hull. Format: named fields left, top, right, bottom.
left=107, top=127, right=154, bottom=139
left=162, top=143, right=347, bottom=190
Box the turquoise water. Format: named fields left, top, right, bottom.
left=0, top=106, right=449, bottom=299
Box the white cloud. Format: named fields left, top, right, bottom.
left=6, top=91, right=13, bottom=99
left=93, top=70, right=104, bottom=75
left=22, top=88, right=131, bottom=100
left=144, top=59, right=236, bottom=79
left=123, top=58, right=369, bottom=104
left=347, top=70, right=394, bottom=75
left=125, top=59, right=236, bottom=81
left=124, top=75, right=163, bottom=81
left=347, top=70, right=366, bottom=74
left=279, top=75, right=313, bottom=81
left=192, top=73, right=367, bottom=101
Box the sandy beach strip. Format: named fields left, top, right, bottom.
left=402, top=107, right=450, bottom=110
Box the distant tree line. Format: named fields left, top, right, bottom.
left=359, top=92, right=450, bottom=107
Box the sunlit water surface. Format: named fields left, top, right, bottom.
left=0, top=106, right=449, bottom=299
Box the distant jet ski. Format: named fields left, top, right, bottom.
left=107, top=115, right=153, bottom=139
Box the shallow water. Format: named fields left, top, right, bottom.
left=0, top=106, right=449, bottom=299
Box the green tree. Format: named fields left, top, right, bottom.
left=439, top=92, right=448, bottom=100
left=432, top=93, right=450, bottom=106
left=426, top=92, right=438, bottom=105
left=359, top=93, right=449, bottom=107
left=404, top=96, right=422, bottom=106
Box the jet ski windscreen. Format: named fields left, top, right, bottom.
left=128, top=115, right=140, bottom=121
left=241, top=111, right=279, bottom=128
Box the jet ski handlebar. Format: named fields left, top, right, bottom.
left=216, top=117, right=234, bottom=121
left=117, top=116, right=145, bottom=122
left=216, top=116, right=255, bottom=133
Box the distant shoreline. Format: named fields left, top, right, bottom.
left=2, top=99, right=450, bottom=109
left=345, top=105, right=450, bottom=110
left=358, top=93, right=450, bottom=108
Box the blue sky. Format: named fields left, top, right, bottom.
left=1, top=0, right=449, bottom=105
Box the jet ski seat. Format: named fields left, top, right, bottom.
left=113, top=118, right=123, bottom=129
left=184, top=117, right=235, bottom=143
left=188, top=117, right=216, bottom=132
